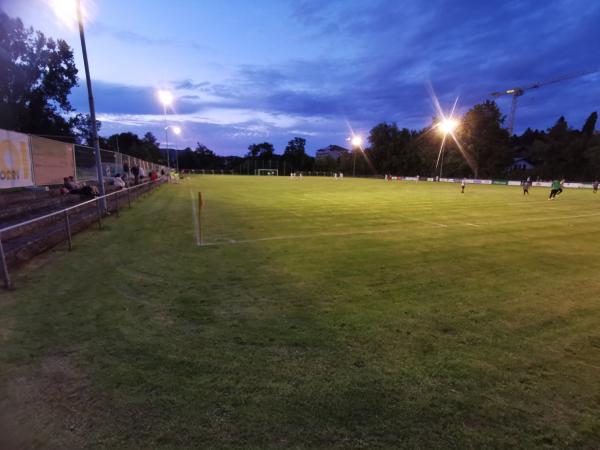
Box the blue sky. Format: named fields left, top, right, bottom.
left=3, top=0, right=600, bottom=155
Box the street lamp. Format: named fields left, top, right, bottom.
left=51, top=0, right=106, bottom=209
left=157, top=90, right=173, bottom=170
left=171, top=126, right=181, bottom=172
left=350, top=135, right=362, bottom=177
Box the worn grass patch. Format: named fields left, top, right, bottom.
left=1, top=176, right=599, bottom=449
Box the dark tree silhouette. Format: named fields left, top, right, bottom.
left=0, top=12, right=78, bottom=138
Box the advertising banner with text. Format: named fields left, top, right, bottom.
left=0, top=129, right=34, bottom=189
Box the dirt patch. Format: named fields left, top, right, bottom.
left=0, top=354, right=101, bottom=450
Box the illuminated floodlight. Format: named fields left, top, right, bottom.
left=172, top=125, right=182, bottom=135
left=49, top=0, right=78, bottom=28
left=351, top=136, right=362, bottom=147
left=157, top=90, right=174, bottom=106
left=49, top=0, right=95, bottom=29
left=439, top=118, right=459, bottom=135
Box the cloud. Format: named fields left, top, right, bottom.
left=70, top=80, right=202, bottom=115
left=90, top=22, right=211, bottom=51
left=71, top=0, right=600, bottom=154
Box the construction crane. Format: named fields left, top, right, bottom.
left=490, top=69, right=597, bottom=135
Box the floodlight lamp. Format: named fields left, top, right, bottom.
left=351, top=136, right=362, bottom=147
left=439, top=118, right=459, bottom=135
left=157, top=90, right=173, bottom=106
left=172, top=126, right=182, bottom=135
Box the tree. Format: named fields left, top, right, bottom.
left=0, top=12, right=78, bottom=138
left=247, top=142, right=274, bottom=159
left=582, top=112, right=598, bottom=138
left=72, top=113, right=102, bottom=146
left=548, top=116, right=570, bottom=142
left=105, top=131, right=163, bottom=164
left=367, top=123, right=418, bottom=175
left=142, top=132, right=162, bottom=163
left=283, top=137, right=309, bottom=170
left=194, top=143, right=219, bottom=168
left=458, top=101, right=512, bottom=178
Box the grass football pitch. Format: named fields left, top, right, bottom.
left=1, top=176, right=599, bottom=449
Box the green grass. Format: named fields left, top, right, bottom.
left=1, top=176, right=599, bottom=449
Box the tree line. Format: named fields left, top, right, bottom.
left=1, top=12, right=598, bottom=180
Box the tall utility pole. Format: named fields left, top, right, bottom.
left=76, top=0, right=105, bottom=208
left=158, top=91, right=174, bottom=170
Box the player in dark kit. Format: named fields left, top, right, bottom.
left=549, top=179, right=561, bottom=200
left=593, top=181, right=598, bottom=193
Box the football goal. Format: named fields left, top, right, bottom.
left=256, top=169, right=278, bottom=176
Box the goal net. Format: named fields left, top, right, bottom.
left=256, top=169, right=278, bottom=176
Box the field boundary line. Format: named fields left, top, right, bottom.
left=189, top=190, right=201, bottom=247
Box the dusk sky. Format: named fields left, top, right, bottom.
left=3, top=0, right=600, bottom=155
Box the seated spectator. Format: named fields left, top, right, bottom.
left=110, top=174, right=126, bottom=189
left=64, top=176, right=99, bottom=198
left=64, top=176, right=81, bottom=194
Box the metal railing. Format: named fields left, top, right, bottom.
left=0, top=178, right=166, bottom=289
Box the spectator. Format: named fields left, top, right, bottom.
left=64, top=176, right=99, bottom=198
left=64, top=176, right=81, bottom=194
left=139, top=166, right=146, bottom=179
left=131, top=165, right=140, bottom=185
left=123, top=161, right=130, bottom=175
left=150, top=170, right=158, bottom=182
left=111, top=174, right=126, bottom=189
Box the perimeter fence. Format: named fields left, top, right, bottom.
left=1, top=128, right=168, bottom=190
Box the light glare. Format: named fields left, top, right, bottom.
left=172, top=126, right=182, bottom=135
left=157, top=90, right=174, bottom=106
left=351, top=136, right=362, bottom=147
left=48, top=0, right=94, bottom=29
left=439, top=119, right=459, bottom=135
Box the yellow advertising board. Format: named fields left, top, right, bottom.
left=0, top=129, right=34, bottom=189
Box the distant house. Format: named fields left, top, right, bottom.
left=315, top=145, right=349, bottom=160
left=508, top=157, right=535, bottom=171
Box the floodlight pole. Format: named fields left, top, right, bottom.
left=163, top=105, right=170, bottom=170
left=352, top=147, right=357, bottom=177
left=77, top=0, right=106, bottom=210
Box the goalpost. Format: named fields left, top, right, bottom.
left=256, top=169, right=279, bottom=176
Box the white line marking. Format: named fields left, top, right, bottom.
left=201, top=223, right=446, bottom=246
left=199, top=211, right=600, bottom=247
left=189, top=190, right=201, bottom=247
left=472, top=211, right=600, bottom=227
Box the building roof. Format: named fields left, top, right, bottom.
left=315, top=145, right=349, bottom=159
